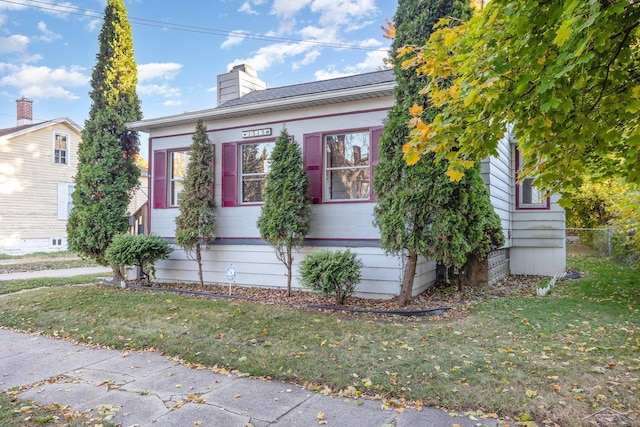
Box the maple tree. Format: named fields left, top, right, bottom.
left=401, top=0, right=640, bottom=194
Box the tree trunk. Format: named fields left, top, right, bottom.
left=399, top=253, right=417, bottom=307
left=196, top=243, right=204, bottom=287
left=111, top=264, right=125, bottom=288
left=286, top=246, right=293, bottom=297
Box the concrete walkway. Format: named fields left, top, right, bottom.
left=0, top=329, right=499, bottom=427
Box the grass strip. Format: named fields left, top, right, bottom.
left=0, top=275, right=108, bottom=295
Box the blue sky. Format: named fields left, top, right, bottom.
left=0, top=0, right=396, bottom=130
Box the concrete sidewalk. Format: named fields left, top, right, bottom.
left=0, top=266, right=112, bottom=281
left=0, top=328, right=499, bottom=426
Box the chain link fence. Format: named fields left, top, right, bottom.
left=565, top=227, right=611, bottom=257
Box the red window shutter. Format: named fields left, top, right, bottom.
left=370, top=126, right=383, bottom=201
left=153, top=150, right=167, bottom=209
left=303, top=133, right=323, bottom=204
left=221, top=142, right=238, bottom=207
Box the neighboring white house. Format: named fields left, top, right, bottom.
left=128, top=64, right=566, bottom=298
left=0, top=98, right=82, bottom=255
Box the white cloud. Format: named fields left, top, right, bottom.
left=36, top=21, right=62, bottom=42
left=137, top=63, right=182, bottom=82
left=347, top=48, right=388, bottom=72
left=313, top=48, right=388, bottom=81
left=271, top=0, right=312, bottom=19
left=359, top=38, right=383, bottom=48
left=0, top=34, right=29, bottom=53
left=0, top=64, right=88, bottom=101
left=228, top=42, right=314, bottom=73
left=221, top=30, right=250, bottom=49
left=310, top=0, right=377, bottom=26
left=292, top=50, right=321, bottom=70
left=314, top=68, right=353, bottom=80
left=163, top=99, right=183, bottom=107
left=138, top=84, right=182, bottom=98
left=238, top=2, right=258, bottom=15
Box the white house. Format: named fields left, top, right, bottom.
left=0, top=98, right=82, bottom=255
left=128, top=64, right=566, bottom=298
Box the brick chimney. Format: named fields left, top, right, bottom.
left=16, top=97, right=33, bottom=126
left=217, top=64, right=266, bottom=105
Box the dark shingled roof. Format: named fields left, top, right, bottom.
left=0, top=122, right=44, bottom=138
left=219, top=69, right=395, bottom=108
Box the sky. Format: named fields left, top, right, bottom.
left=0, top=0, right=397, bottom=133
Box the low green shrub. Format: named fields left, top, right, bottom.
left=299, top=249, right=363, bottom=305
left=106, top=234, right=172, bottom=284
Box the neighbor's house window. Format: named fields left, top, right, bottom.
left=324, top=131, right=370, bottom=201
left=169, top=151, right=190, bottom=206
left=240, top=141, right=275, bottom=203
left=54, top=132, right=68, bottom=164
left=515, top=150, right=549, bottom=209
left=57, top=183, right=75, bottom=220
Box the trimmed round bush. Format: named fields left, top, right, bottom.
left=106, top=233, right=172, bottom=284
left=299, top=249, right=363, bottom=305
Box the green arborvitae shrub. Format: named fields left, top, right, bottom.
left=299, top=250, right=363, bottom=305
left=67, top=0, right=142, bottom=281
left=175, top=119, right=216, bottom=286
left=257, top=126, right=311, bottom=296
left=105, top=234, right=172, bottom=285
left=374, top=0, right=503, bottom=303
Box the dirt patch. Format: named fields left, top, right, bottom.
left=127, top=274, right=545, bottom=319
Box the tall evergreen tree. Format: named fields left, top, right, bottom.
left=257, top=127, right=312, bottom=296
left=67, top=0, right=142, bottom=281
left=175, top=120, right=216, bottom=286
left=374, top=0, right=502, bottom=306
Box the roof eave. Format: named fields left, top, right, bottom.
left=127, top=81, right=395, bottom=132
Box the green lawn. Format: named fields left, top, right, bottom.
left=0, top=255, right=637, bottom=426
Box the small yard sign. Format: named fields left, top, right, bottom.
left=225, top=264, right=236, bottom=295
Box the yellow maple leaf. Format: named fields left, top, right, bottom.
left=446, top=168, right=464, bottom=181
left=409, top=103, right=423, bottom=117
left=405, top=150, right=421, bottom=165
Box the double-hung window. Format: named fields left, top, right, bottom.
left=240, top=141, right=275, bottom=203
left=54, top=132, right=68, bottom=165
left=515, top=149, right=549, bottom=209
left=169, top=151, right=190, bottom=206
left=324, top=131, right=370, bottom=201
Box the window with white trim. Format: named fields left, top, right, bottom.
left=515, top=150, right=549, bottom=209
left=324, top=131, right=370, bottom=201
left=240, top=141, right=275, bottom=203
left=54, top=132, right=68, bottom=164
left=169, top=151, right=189, bottom=206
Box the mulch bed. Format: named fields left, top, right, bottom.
left=126, top=274, right=545, bottom=320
